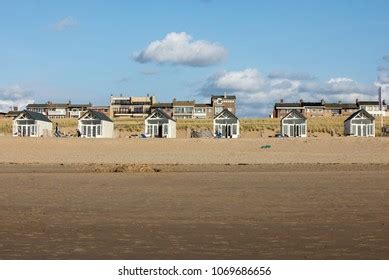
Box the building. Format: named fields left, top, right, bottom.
left=194, top=103, right=213, bottom=119
left=13, top=110, right=52, bottom=137
left=356, top=100, right=387, bottom=118
left=26, top=101, right=90, bottom=118
left=5, top=110, right=21, bottom=119
left=172, top=100, right=195, bottom=119
left=280, top=110, right=307, bottom=137
left=344, top=109, right=375, bottom=137
left=150, top=102, right=174, bottom=118
left=213, top=109, right=240, bottom=138
left=144, top=108, right=176, bottom=138
left=0, top=112, right=6, bottom=118
left=273, top=99, right=359, bottom=118
left=110, top=94, right=156, bottom=118
left=78, top=110, right=114, bottom=138
left=88, top=105, right=110, bottom=116
left=211, top=94, right=236, bottom=116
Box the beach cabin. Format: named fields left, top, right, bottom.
left=281, top=110, right=307, bottom=137
left=213, top=109, right=240, bottom=138
left=78, top=110, right=114, bottom=138
left=344, top=109, right=375, bottom=137
left=13, top=110, right=52, bottom=137
left=144, top=109, right=176, bottom=138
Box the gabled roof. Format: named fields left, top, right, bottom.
left=79, top=110, right=113, bottom=122
left=16, top=110, right=52, bottom=122
left=344, top=109, right=375, bottom=122
left=146, top=108, right=176, bottom=122
left=214, top=109, right=239, bottom=120
left=281, top=109, right=307, bottom=121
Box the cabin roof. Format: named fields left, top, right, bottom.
left=214, top=108, right=239, bottom=120
left=16, top=110, right=52, bottom=122
left=146, top=108, right=176, bottom=122
left=344, top=109, right=375, bottom=122
left=281, top=109, right=307, bottom=121
left=80, top=110, right=113, bottom=122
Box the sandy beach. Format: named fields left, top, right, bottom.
left=1, top=136, right=389, bottom=164
left=0, top=137, right=388, bottom=259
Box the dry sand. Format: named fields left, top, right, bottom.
left=1, top=136, right=389, bottom=164
left=0, top=136, right=388, bottom=259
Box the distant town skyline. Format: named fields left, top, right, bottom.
left=0, top=0, right=389, bottom=116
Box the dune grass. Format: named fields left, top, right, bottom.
left=1, top=117, right=389, bottom=136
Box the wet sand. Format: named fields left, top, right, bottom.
left=0, top=164, right=388, bottom=259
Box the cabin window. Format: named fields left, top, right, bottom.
left=97, top=125, right=101, bottom=136
left=232, top=124, right=237, bottom=135
left=163, top=124, right=168, bottom=135
left=301, top=124, right=306, bottom=135
left=283, top=125, right=288, bottom=135
left=351, top=125, right=356, bottom=135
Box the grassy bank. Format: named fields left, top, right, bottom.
left=1, top=117, right=389, bottom=137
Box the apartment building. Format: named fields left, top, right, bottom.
left=26, top=101, right=90, bottom=118
left=357, top=100, right=387, bottom=117
left=211, top=94, right=236, bottom=116
left=172, top=100, right=195, bottom=119
left=109, top=94, right=156, bottom=118
left=273, top=99, right=360, bottom=118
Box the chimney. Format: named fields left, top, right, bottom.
left=280, top=99, right=284, bottom=103
left=300, top=99, right=303, bottom=103
left=224, top=91, right=227, bottom=98
left=13, top=106, right=18, bottom=111
left=321, top=99, right=324, bottom=105
left=68, top=100, right=71, bottom=105
left=356, top=98, right=359, bottom=104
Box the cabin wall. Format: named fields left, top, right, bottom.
left=102, top=121, right=114, bottom=138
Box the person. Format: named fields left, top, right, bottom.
left=76, top=129, right=81, bottom=137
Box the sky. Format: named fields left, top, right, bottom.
left=0, top=0, right=389, bottom=116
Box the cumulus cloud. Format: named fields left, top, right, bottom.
left=51, top=16, right=78, bottom=31
left=199, top=69, right=378, bottom=117
left=133, top=32, right=227, bottom=67
left=0, top=85, right=34, bottom=112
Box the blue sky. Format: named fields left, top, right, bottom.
left=0, top=0, right=388, bottom=116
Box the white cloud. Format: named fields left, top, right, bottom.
left=133, top=32, right=227, bottom=67
left=199, top=69, right=378, bottom=117
left=0, top=85, right=34, bottom=112
left=51, top=16, right=78, bottom=31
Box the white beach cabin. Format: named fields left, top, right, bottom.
left=144, top=109, right=176, bottom=138
left=281, top=110, right=307, bottom=137
left=78, top=110, right=114, bottom=138
left=344, top=109, right=375, bottom=137
left=213, top=109, right=240, bottom=138
left=13, top=110, right=52, bottom=137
